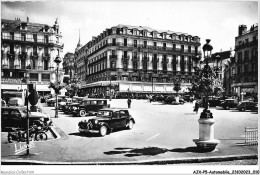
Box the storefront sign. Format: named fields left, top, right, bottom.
left=1, top=78, right=21, bottom=84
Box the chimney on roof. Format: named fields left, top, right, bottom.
left=238, top=25, right=247, bottom=36
left=27, top=17, right=29, bottom=23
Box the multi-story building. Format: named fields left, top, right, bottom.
left=74, top=34, right=86, bottom=83
left=224, top=24, right=258, bottom=100
left=1, top=17, right=64, bottom=95
left=199, top=50, right=234, bottom=93
left=81, top=24, right=201, bottom=97
left=62, top=52, right=75, bottom=84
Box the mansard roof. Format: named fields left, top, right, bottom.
left=113, top=24, right=199, bottom=37
left=1, top=19, right=54, bottom=33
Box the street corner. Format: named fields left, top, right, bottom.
left=50, top=123, right=69, bottom=140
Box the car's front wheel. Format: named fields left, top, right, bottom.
left=99, top=126, right=107, bottom=137
left=79, top=110, right=87, bottom=117
left=241, top=107, right=245, bottom=112
left=127, top=120, right=134, bottom=130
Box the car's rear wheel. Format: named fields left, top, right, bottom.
left=226, top=106, right=230, bottom=110
left=79, top=110, right=87, bottom=117
left=127, top=120, right=134, bottom=130
left=99, top=126, right=107, bottom=137
left=35, top=132, right=48, bottom=141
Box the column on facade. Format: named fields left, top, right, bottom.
left=148, top=53, right=152, bottom=70
left=2, top=46, right=8, bottom=68
left=38, top=73, right=42, bottom=82
left=14, top=46, right=20, bottom=69
left=37, top=49, right=42, bottom=70
left=128, top=51, right=133, bottom=69
left=176, top=55, right=181, bottom=71
left=107, top=50, right=111, bottom=69
left=168, top=55, right=173, bottom=72
left=117, top=50, right=123, bottom=69
left=50, top=48, right=54, bottom=70
left=158, top=54, right=162, bottom=71
left=139, top=52, right=142, bottom=69
left=26, top=47, right=31, bottom=68
left=184, top=55, right=188, bottom=73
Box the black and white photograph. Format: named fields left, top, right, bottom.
left=0, top=0, right=259, bottom=174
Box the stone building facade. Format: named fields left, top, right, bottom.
left=1, top=17, right=64, bottom=95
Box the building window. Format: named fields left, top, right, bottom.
left=42, top=74, right=50, bottom=81
left=173, top=44, right=176, bottom=50
left=133, top=62, right=137, bottom=71
left=44, top=60, right=48, bottom=70
left=10, top=32, right=14, bottom=40
left=30, top=73, right=38, bottom=81
left=245, top=38, right=249, bottom=43
left=244, top=50, right=249, bottom=60
left=112, top=38, right=116, bottom=46
left=163, top=43, right=166, bottom=50
left=33, top=34, right=37, bottom=42
left=181, top=45, right=184, bottom=52
left=44, top=47, right=48, bottom=56
left=124, top=38, right=127, bottom=46
left=188, top=46, right=191, bottom=53
left=144, top=41, right=147, bottom=48
left=9, top=44, right=14, bottom=54
left=21, top=33, right=26, bottom=41
left=134, top=40, right=137, bottom=47
left=252, top=64, right=256, bottom=72
left=124, top=51, right=127, bottom=58
left=44, top=35, right=49, bottom=43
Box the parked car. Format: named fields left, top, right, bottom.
left=73, top=99, right=110, bottom=117
left=236, top=101, right=257, bottom=111
left=63, top=97, right=84, bottom=114
left=46, top=97, right=63, bottom=107
left=78, top=108, right=135, bottom=136
left=7, top=97, right=24, bottom=106
left=58, top=98, right=72, bottom=110
left=221, top=99, right=239, bottom=109
left=208, top=96, right=221, bottom=107
left=1, top=106, right=52, bottom=131
left=164, top=95, right=175, bottom=104
left=153, top=95, right=166, bottom=102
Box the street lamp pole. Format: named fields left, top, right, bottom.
left=109, top=70, right=112, bottom=101
left=193, top=39, right=220, bottom=152
left=54, top=56, right=61, bottom=118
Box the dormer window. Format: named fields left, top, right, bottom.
left=143, top=30, right=147, bottom=37
left=112, top=28, right=116, bottom=34
left=123, top=28, right=127, bottom=34
left=133, top=29, right=137, bottom=35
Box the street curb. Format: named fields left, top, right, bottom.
left=1, top=154, right=257, bottom=165
left=49, top=126, right=61, bottom=140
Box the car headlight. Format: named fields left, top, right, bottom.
left=39, top=118, right=44, bottom=121
left=94, top=120, right=98, bottom=124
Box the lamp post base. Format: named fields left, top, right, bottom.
left=193, top=139, right=220, bottom=152
left=193, top=117, right=220, bottom=152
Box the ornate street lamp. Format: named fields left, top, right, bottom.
left=54, top=55, right=61, bottom=118
left=193, top=39, right=220, bottom=152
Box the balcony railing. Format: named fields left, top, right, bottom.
left=161, top=59, right=169, bottom=63
left=132, top=56, right=139, bottom=61
left=142, top=57, right=149, bottom=62
left=152, top=57, right=159, bottom=62
left=42, top=53, right=50, bottom=57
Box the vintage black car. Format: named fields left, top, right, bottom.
left=236, top=101, right=257, bottom=111
left=62, top=97, right=84, bottom=114
left=1, top=106, right=52, bottom=131
left=73, top=99, right=110, bottom=117
left=221, top=99, right=239, bottom=109
left=78, top=108, right=135, bottom=136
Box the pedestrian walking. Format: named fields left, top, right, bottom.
left=127, top=98, right=132, bottom=108
left=193, top=100, right=199, bottom=114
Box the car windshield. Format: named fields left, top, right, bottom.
left=97, top=111, right=112, bottom=117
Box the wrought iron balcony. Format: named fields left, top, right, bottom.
left=122, top=56, right=130, bottom=62
left=142, top=56, right=149, bottom=62
left=161, top=58, right=169, bottom=63
left=152, top=57, right=159, bottom=62
left=132, top=56, right=139, bottom=61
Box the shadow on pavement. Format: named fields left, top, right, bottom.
left=69, top=132, right=100, bottom=137
left=104, top=146, right=207, bottom=157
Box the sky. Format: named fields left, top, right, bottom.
left=1, top=0, right=258, bottom=56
